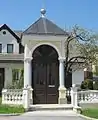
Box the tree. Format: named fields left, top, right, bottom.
left=64, top=26, right=98, bottom=83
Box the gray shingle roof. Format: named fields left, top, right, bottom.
left=23, top=17, right=67, bottom=35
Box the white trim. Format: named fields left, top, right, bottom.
left=31, top=42, right=61, bottom=58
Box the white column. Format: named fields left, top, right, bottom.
left=59, top=58, right=65, bottom=88
left=24, top=58, right=32, bottom=88
left=58, top=58, right=67, bottom=104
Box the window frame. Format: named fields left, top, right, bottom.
left=7, top=44, right=13, bottom=53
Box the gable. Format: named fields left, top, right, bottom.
left=0, top=24, right=21, bottom=43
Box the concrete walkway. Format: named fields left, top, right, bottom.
left=0, top=111, right=87, bottom=120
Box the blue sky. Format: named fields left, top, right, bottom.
left=0, top=0, right=98, bottom=31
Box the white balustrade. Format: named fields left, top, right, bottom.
left=2, top=88, right=32, bottom=109
left=2, top=89, right=23, bottom=105
left=78, top=90, right=98, bottom=103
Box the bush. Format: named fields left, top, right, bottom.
left=81, top=79, right=93, bottom=90
left=93, top=81, right=98, bottom=90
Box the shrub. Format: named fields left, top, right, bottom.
left=81, top=79, right=93, bottom=90
left=93, top=81, right=98, bottom=90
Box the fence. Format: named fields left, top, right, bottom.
left=2, top=85, right=98, bottom=110
left=78, top=90, right=98, bottom=103
left=2, top=89, right=23, bottom=105
left=2, top=88, right=33, bottom=109
left=71, top=84, right=98, bottom=107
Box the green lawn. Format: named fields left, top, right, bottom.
left=0, top=97, right=25, bottom=114
left=82, top=108, right=98, bottom=119
left=0, top=104, right=25, bottom=114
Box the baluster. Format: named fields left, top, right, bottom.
left=94, top=92, right=97, bottom=101
left=9, top=93, right=11, bottom=104
left=85, top=93, right=88, bottom=102
left=81, top=92, right=84, bottom=103
left=5, top=94, right=7, bottom=104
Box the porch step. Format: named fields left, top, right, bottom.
left=29, top=104, right=73, bottom=111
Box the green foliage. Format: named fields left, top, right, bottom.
left=94, top=65, right=98, bottom=76
left=82, top=108, right=98, bottom=119
left=81, top=79, right=93, bottom=90
left=8, top=69, right=24, bottom=89
left=0, top=104, right=25, bottom=113
left=93, top=81, right=98, bottom=90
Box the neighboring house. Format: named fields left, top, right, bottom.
left=92, top=59, right=98, bottom=80
left=0, top=9, right=84, bottom=104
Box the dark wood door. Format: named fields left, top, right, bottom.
left=32, top=45, right=59, bottom=104
left=33, top=61, right=59, bottom=104
left=46, top=62, right=59, bottom=104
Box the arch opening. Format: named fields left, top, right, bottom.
left=32, top=45, right=59, bottom=104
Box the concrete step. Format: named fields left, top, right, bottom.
left=22, top=110, right=77, bottom=116
left=29, top=104, right=73, bottom=111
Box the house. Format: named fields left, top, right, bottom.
left=0, top=9, right=84, bottom=104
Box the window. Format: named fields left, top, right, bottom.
left=0, top=44, right=2, bottom=53
left=3, top=31, right=6, bottom=35
left=12, top=69, right=19, bottom=81
left=7, top=44, right=13, bottom=53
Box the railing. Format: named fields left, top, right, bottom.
left=2, top=88, right=33, bottom=109
left=78, top=90, right=98, bottom=103
left=71, top=84, right=98, bottom=108
left=0, top=53, right=24, bottom=61
left=2, top=89, right=23, bottom=105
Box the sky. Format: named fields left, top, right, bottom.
left=0, top=0, right=98, bottom=31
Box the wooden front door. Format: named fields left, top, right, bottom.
left=32, top=45, right=59, bottom=104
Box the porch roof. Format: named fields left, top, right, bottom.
left=23, top=17, right=68, bottom=36
left=0, top=54, right=24, bottom=61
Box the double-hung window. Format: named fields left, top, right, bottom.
left=7, top=44, right=13, bottom=53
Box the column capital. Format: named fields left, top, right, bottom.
left=58, top=57, right=65, bottom=62
left=24, top=57, right=33, bottom=63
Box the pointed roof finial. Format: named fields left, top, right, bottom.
left=40, top=8, right=46, bottom=18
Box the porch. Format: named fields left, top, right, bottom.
left=2, top=85, right=98, bottom=112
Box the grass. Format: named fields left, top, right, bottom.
left=0, top=97, right=25, bottom=114
left=0, top=104, right=25, bottom=114
left=82, top=108, right=98, bottom=119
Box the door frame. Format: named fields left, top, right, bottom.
left=32, top=45, right=59, bottom=104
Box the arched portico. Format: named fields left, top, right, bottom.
left=24, top=43, right=66, bottom=104
left=32, top=45, right=59, bottom=104
left=31, top=42, right=61, bottom=58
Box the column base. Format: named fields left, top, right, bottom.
left=30, top=88, right=33, bottom=104
left=58, top=87, right=67, bottom=104
left=23, top=86, right=33, bottom=105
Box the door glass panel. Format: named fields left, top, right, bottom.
left=36, top=64, right=39, bottom=84
left=39, top=63, right=45, bottom=85
left=48, top=63, right=55, bottom=86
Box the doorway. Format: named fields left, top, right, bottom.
left=32, top=45, right=59, bottom=104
